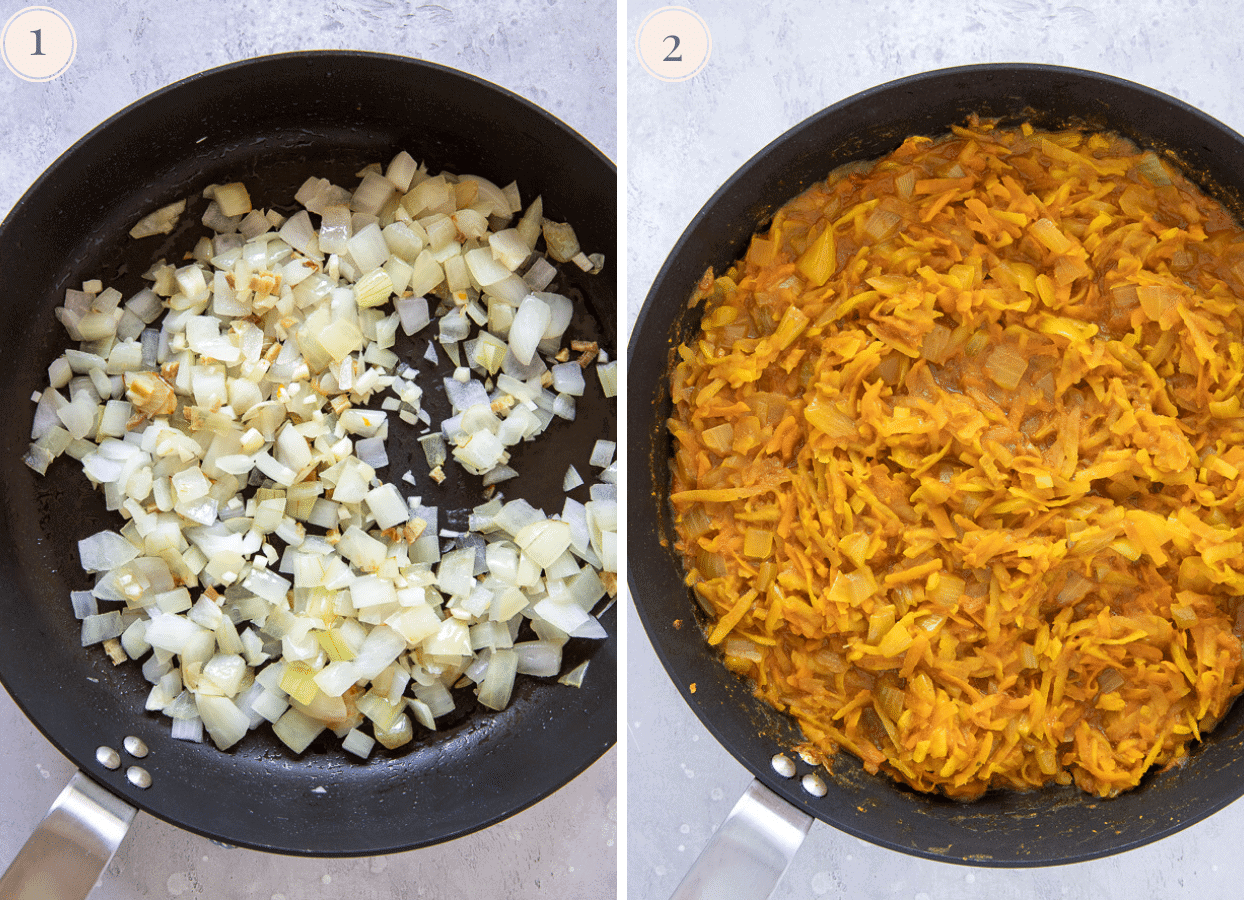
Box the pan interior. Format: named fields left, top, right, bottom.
left=628, top=63, right=1244, bottom=867
left=0, top=52, right=616, bottom=856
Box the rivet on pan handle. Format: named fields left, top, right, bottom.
left=0, top=772, right=136, bottom=900
left=670, top=779, right=812, bottom=900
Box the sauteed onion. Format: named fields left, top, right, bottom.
left=26, top=153, right=616, bottom=756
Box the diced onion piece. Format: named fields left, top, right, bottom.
left=352, top=172, right=396, bottom=217
left=590, top=440, right=616, bottom=468
left=515, top=196, right=543, bottom=249
left=983, top=345, right=1028, bottom=391
left=171, top=717, right=204, bottom=742
left=71, top=590, right=98, bottom=620
left=342, top=727, right=376, bottom=758
left=314, top=660, right=361, bottom=698
left=509, top=295, right=550, bottom=365
left=542, top=221, right=580, bottom=263
left=386, top=151, right=418, bottom=192
left=536, top=291, right=574, bottom=340
left=516, top=519, right=573, bottom=569
left=373, top=712, right=413, bottom=750
left=213, top=182, right=252, bottom=217
left=477, top=648, right=518, bottom=710
left=551, top=361, right=586, bottom=396
left=458, top=175, right=511, bottom=218
left=79, top=530, right=139, bottom=572
left=202, top=653, right=248, bottom=697
left=558, top=660, right=589, bottom=687
left=596, top=360, right=617, bottom=397
left=1098, top=667, right=1125, bottom=693
left=272, top=706, right=325, bottom=754
left=354, top=268, right=394, bottom=309
left=514, top=640, right=562, bottom=677
left=489, top=229, right=531, bottom=271
left=81, top=611, right=125, bottom=646
left=130, top=200, right=186, bottom=239
left=531, top=597, right=590, bottom=634
left=464, top=247, right=511, bottom=287
left=348, top=223, right=391, bottom=273
left=197, top=695, right=250, bottom=751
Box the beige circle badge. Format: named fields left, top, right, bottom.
left=3, top=6, right=76, bottom=82
left=636, top=7, right=711, bottom=82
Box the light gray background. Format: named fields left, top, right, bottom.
left=626, top=1, right=1244, bottom=898
left=0, top=1, right=616, bottom=898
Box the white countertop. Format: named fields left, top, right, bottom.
left=0, top=1, right=616, bottom=898
left=625, top=1, right=1244, bottom=897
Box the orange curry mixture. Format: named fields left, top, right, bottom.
left=668, top=118, right=1244, bottom=798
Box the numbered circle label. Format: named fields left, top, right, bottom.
left=3, top=6, right=76, bottom=82
left=636, top=7, right=711, bottom=82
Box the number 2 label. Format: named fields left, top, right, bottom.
left=636, top=7, right=711, bottom=83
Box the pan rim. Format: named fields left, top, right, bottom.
left=0, top=48, right=616, bottom=237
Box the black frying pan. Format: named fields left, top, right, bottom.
left=0, top=51, right=616, bottom=856
left=628, top=63, right=1244, bottom=867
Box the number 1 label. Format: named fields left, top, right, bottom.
left=2, top=7, right=76, bottom=81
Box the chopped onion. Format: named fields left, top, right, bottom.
left=551, top=361, right=586, bottom=397
left=170, top=716, right=204, bottom=742
left=458, top=175, right=511, bottom=219
left=81, top=611, right=125, bottom=646
left=596, top=360, right=617, bottom=397
left=558, top=660, right=589, bottom=687
left=531, top=597, right=591, bottom=635
left=536, top=291, right=574, bottom=341
left=590, top=439, right=616, bottom=468
left=28, top=151, right=615, bottom=761
left=79, top=531, right=139, bottom=572
left=272, top=707, right=325, bottom=754
left=197, top=695, right=250, bottom=750
left=509, top=295, right=551, bottom=365
left=464, top=246, right=511, bottom=287
left=342, top=727, right=376, bottom=758
left=542, top=221, right=580, bottom=263
left=514, top=640, right=562, bottom=676
left=129, top=200, right=186, bottom=239
left=477, top=648, right=518, bottom=710
left=71, top=590, right=98, bottom=620
left=489, top=229, right=531, bottom=271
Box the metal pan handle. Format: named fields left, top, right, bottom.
left=0, top=771, right=136, bottom=900
left=670, top=779, right=812, bottom=900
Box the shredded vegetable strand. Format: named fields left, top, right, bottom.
left=670, top=118, right=1244, bottom=799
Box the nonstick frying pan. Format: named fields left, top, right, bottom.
left=0, top=49, right=617, bottom=880
left=627, top=63, right=1244, bottom=883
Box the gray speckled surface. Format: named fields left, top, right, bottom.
left=0, top=1, right=615, bottom=898
left=626, top=1, right=1244, bottom=898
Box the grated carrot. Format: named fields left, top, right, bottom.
left=669, top=117, right=1244, bottom=799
